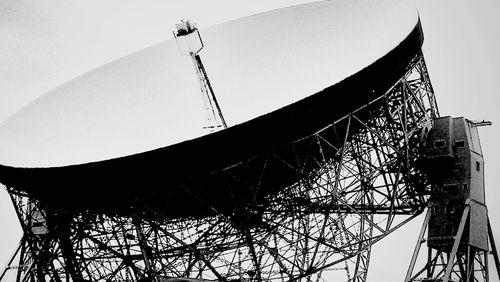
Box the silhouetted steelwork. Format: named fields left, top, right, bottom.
left=2, top=52, right=439, bottom=281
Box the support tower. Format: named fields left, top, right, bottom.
left=405, top=117, right=500, bottom=282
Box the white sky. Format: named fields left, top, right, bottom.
left=0, top=0, right=499, bottom=281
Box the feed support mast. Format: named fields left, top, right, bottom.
left=174, top=20, right=227, bottom=132
left=406, top=117, right=500, bottom=282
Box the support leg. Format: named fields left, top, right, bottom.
left=405, top=208, right=431, bottom=282
left=487, top=217, right=500, bottom=280
left=442, top=205, right=470, bottom=282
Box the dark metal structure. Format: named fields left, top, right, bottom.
left=0, top=1, right=497, bottom=281
left=405, top=117, right=500, bottom=282
left=1, top=50, right=438, bottom=281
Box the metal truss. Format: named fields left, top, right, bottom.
left=0, top=195, right=67, bottom=282
left=2, top=52, right=438, bottom=282
left=405, top=203, right=500, bottom=282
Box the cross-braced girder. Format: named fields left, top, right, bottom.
left=405, top=207, right=500, bottom=282
left=2, top=52, right=438, bottom=282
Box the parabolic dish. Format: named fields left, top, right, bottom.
left=0, top=0, right=423, bottom=216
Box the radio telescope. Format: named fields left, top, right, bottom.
left=0, top=0, right=498, bottom=281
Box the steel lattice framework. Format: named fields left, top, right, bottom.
left=405, top=205, right=500, bottom=282
left=2, top=52, right=438, bottom=282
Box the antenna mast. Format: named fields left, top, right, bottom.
left=174, top=20, right=227, bottom=132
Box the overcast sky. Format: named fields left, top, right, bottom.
left=0, top=0, right=499, bottom=281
